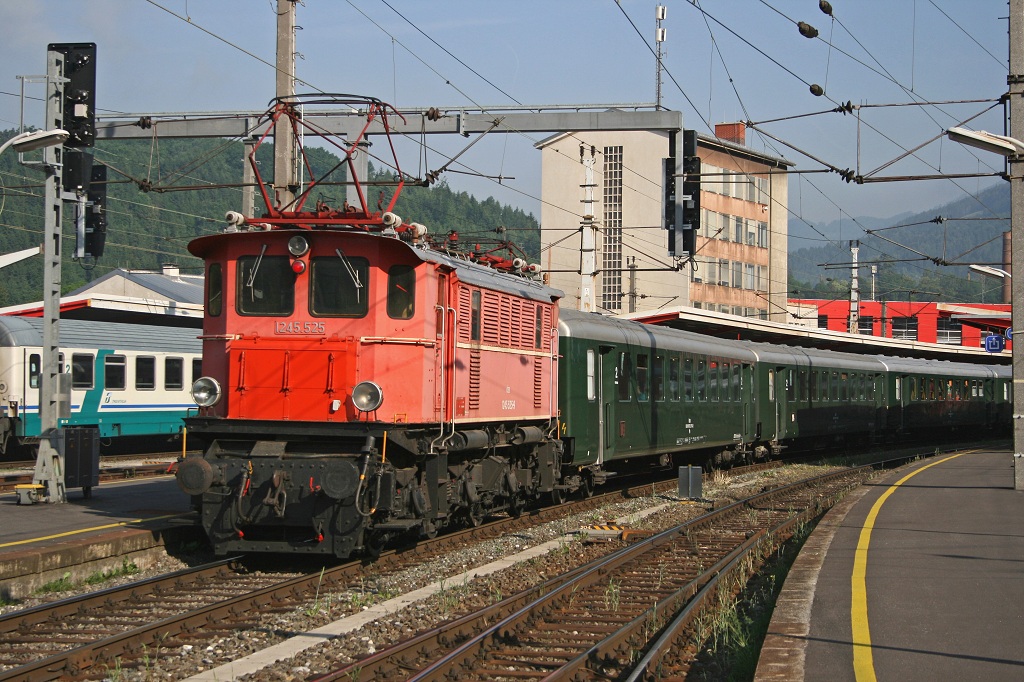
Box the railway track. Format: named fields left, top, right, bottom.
left=0, top=450, right=939, bottom=680
left=309, top=466, right=867, bottom=681
left=0, top=455, right=181, bottom=494
left=0, top=466, right=702, bottom=680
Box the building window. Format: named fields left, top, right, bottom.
left=601, top=146, right=623, bottom=311
left=858, top=316, right=874, bottom=335
left=818, top=315, right=829, bottom=329
left=937, top=317, right=962, bottom=345
left=892, top=316, right=918, bottom=340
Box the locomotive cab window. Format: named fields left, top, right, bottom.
left=72, top=354, right=94, bottom=389
left=310, top=256, right=369, bottom=317
left=237, top=255, right=294, bottom=316
left=387, top=265, right=416, bottom=319
left=207, top=263, right=223, bottom=317
left=105, top=355, right=127, bottom=391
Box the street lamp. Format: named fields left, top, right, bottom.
left=969, top=263, right=1011, bottom=279
left=0, top=129, right=69, bottom=156
left=0, top=127, right=69, bottom=503
left=949, top=126, right=1024, bottom=490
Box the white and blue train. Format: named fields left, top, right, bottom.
left=0, top=316, right=201, bottom=458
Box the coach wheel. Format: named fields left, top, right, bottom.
left=579, top=472, right=594, bottom=499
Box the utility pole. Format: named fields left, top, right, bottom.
left=34, top=49, right=68, bottom=503
left=580, top=145, right=598, bottom=312
left=1009, top=0, right=1024, bottom=490
left=627, top=257, right=638, bottom=313
left=274, top=0, right=298, bottom=208
left=848, top=240, right=860, bottom=334
left=1002, top=230, right=1012, bottom=304
left=655, top=6, right=666, bottom=109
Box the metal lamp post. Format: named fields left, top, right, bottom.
left=947, top=124, right=1024, bottom=490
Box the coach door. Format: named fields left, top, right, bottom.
left=597, top=345, right=615, bottom=466
left=435, top=273, right=455, bottom=424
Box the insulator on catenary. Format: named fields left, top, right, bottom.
left=798, top=21, right=819, bottom=39
left=810, top=84, right=825, bottom=97
left=819, top=1, right=833, bottom=16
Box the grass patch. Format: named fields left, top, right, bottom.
left=689, top=519, right=817, bottom=681
left=34, top=560, right=141, bottom=595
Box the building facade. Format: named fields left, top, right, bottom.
left=788, top=298, right=1012, bottom=349
left=537, top=123, right=791, bottom=320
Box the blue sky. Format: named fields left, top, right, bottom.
left=0, top=1, right=1011, bottom=240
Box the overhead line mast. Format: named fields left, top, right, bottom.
left=274, top=0, right=298, bottom=208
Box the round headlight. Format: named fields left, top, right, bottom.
left=191, top=376, right=222, bottom=407
left=288, top=235, right=310, bottom=256
left=352, top=381, right=383, bottom=412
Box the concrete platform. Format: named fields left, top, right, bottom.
left=0, top=476, right=201, bottom=600
left=756, top=448, right=1024, bottom=681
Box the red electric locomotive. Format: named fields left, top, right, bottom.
left=176, top=96, right=565, bottom=558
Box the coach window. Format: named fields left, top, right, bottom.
left=669, top=356, right=680, bottom=401
left=708, top=361, right=719, bottom=402
left=768, top=369, right=775, bottom=401
left=586, top=350, right=597, bottom=401
left=237, top=255, right=294, bottom=316
left=809, top=370, right=818, bottom=401
left=840, top=373, right=849, bottom=402
left=72, top=354, right=94, bottom=390
left=311, top=256, right=369, bottom=316
left=387, top=265, right=416, bottom=319
left=830, top=371, right=839, bottom=401
left=471, top=291, right=482, bottom=341
left=895, top=377, right=902, bottom=401
left=165, top=357, right=184, bottom=390
left=192, top=359, right=202, bottom=385
left=207, top=263, right=223, bottom=317
left=653, top=355, right=665, bottom=401
left=684, top=357, right=694, bottom=402
left=617, top=352, right=633, bottom=401
left=697, top=359, right=707, bottom=401
left=29, top=354, right=41, bottom=389
left=136, top=356, right=156, bottom=390
left=908, top=377, right=917, bottom=401
left=785, top=368, right=794, bottom=401
left=105, top=355, right=126, bottom=391
left=636, top=354, right=650, bottom=402
left=733, top=364, right=742, bottom=401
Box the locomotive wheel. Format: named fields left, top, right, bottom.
left=546, top=486, right=565, bottom=506
left=466, top=504, right=484, bottom=527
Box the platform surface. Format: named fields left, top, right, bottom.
left=758, top=447, right=1024, bottom=681
left=0, top=475, right=192, bottom=550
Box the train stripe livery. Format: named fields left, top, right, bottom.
left=0, top=316, right=202, bottom=456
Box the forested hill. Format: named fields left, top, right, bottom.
left=789, top=182, right=1009, bottom=302
left=0, top=129, right=540, bottom=307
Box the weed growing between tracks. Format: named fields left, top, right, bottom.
left=689, top=518, right=817, bottom=681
